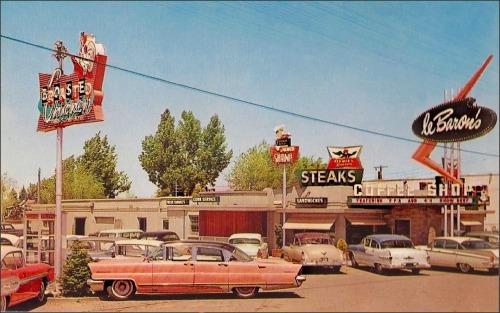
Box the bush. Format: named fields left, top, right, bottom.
left=57, top=240, right=93, bottom=297
left=274, top=223, right=283, bottom=247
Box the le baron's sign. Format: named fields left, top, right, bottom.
left=412, top=97, right=497, bottom=142
left=270, top=145, right=299, bottom=165
left=37, top=33, right=107, bottom=132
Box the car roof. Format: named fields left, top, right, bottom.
left=67, top=236, right=122, bottom=242
left=168, top=240, right=236, bottom=251
left=114, top=239, right=164, bottom=246
left=139, top=231, right=179, bottom=237
left=98, top=228, right=143, bottom=234
left=365, top=234, right=411, bottom=242
left=433, top=236, right=485, bottom=243
left=228, top=233, right=262, bottom=240
left=1, top=233, right=20, bottom=241
left=1, top=245, right=22, bottom=259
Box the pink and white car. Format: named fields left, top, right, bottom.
left=87, top=240, right=305, bottom=300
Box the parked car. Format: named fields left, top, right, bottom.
left=228, top=233, right=269, bottom=258
left=66, top=236, right=122, bottom=260
left=465, top=231, right=499, bottom=248
left=282, top=232, right=344, bottom=273
left=87, top=240, right=306, bottom=300
left=1, top=246, right=51, bottom=311
left=0, top=234, right=21, bottom=247
left=416, top=236, right=499, bottom=273
left=348, top=234, right=431, bottom=275
left=0, top=223, right=23, bottom=237
left=138, top=231, right=180, bottom=242
left=1, top=270, right=20, bottom=311
left=96, top=229, right=144, bottom=239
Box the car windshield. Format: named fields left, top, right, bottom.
left=461, top=240, right=494, bottom=249
left=302, top=238, right=331, bottom=245
left=380, top=239, right=414, bottom=249
left=231, top=246, right=254, bottom=262
left=229, top=238, right=261, bottom=245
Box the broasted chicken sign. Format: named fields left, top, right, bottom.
left=37, top=32, right=107, bottom=132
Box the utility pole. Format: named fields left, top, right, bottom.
left=37, top=168, right=41, bottom=204
left=374, top=165, right=387, bottom=180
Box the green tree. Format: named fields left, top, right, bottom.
left=1, top=173, right=18, bottom=217
left=18, top=186, right=28, bottom=202
left=139, top=109, right=232, bottom=196
left=58, top=240, right=93, bottom=297
left=79, top=132, right=132, bottom=198
left=39, top=156, right=105, bottom=204
left=226, top=141, right=325, bottom=190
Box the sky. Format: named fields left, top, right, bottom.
left=1, top=1, right=499, bottom=198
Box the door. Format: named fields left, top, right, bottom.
left=193, top=246, right=229, bottom=292
left=152, top=246, right=194, bottom=293
left=75, top=218, right=86, bottom=236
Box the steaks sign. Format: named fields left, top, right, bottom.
left=412, top=97, right=497, bottom=142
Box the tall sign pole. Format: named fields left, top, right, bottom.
left=37, top=33, right=107, bottom=293
left=271, top=125, right=299, bottom=247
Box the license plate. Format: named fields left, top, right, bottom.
left=405, top=263, right=415, bottom=267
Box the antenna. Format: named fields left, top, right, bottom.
left=374, top=165, right=387, bottom=180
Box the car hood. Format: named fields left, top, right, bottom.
left=300, top=245, right=343, bottom=258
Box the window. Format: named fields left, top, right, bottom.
left=196, top=247, right=223, bottom=262
left=162, top=219, right=169, bottom=230
left=2, top=252, right=23, bottom=270
left=189, top=215, right=199, bottom=233
left=138, top=217, right=147, bottom=232
left=95, top=217, right=114, bottom=224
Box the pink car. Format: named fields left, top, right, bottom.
left=87, top=240, right=306, bottom=300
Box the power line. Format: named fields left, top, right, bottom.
left=2, top=34, right=498, bottom=159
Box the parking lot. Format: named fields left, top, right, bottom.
left=13, top=265, right=499, bottom=312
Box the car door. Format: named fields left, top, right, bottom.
left=151, top=246, right=194, bottom=293
left=289, top=237, right=302, bottom=262
left=192, top=246, right=229, bottom=292
left=429, top=239, right=457, bottom=267
left=357, top=238, right=371, bottom=265
left=4, top=251, right=38, bottom=304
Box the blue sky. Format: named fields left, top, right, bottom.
left=1, top=1, right=499, bottom=198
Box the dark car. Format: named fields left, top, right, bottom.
left=0, top=223, right=23, bottom=237
left=138, top=231, right=180, bottom=242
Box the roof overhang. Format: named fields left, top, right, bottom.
left=346, top=216, right=387, bottom=226
left=283, top=216, right=336, bottom=230
left=460, top=220, right=483, bottom=226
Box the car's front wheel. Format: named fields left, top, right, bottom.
left=375, top=263, right=385, bottom=275
left=108, top=280, right=136, bottom=300
left=233, top=287, right=258, bottom=298
left=458, top=263, right=473, bottom=273
left=36, top=281, right=46, bottom=303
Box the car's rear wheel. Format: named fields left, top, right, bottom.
left=375, top=263, right=385, bottom=275
left=233, top=287, right=258, bottom=298
left=108, top=280, right=135, bottom=300
left=1, top=295, right=7, bottom=312
left=458, top=263, right=473, bottom=273
left=36, top=281, right=46, bottom=303
left=349, top=253, right=359, bottom=268
left=411, top=268, right=421, bottom=275
left=332, top=266, right=341, bottom=273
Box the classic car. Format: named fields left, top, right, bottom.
left=228, top=233, right=269, bottom=258
left=0, top=223, right=23, bottom=237
left=416, top=236, right=499, bottom=273
left=67, top=237, right=162, bottom=261
left=0, top=234, right=21, bottom=247
left=465, top=231, right=499, bottom=248
left=348, top=234, right=431, bottom=275
left=138, top=231, right=180, bottom=242
left=1, top=246, right=51, bottom=311
left=281, top=232, right=344, bottom=273
left=87, top=240, right=305, bottom=300
left=96, top=228, right=144, bottom=239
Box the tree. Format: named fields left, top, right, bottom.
left=18, top=186, right=28, bottom=202
left=39, top=156, right=105, bottom=204
left=58, top=240, right=93, bottom=297
left=1, top=173, right=18, bottom=217
left=226, top=141, right=325, bottom=191
left=139, top=109, right=232, bottom=196
left=79, top=132, right=131, bottom=198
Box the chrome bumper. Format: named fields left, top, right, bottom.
left=87, top=279, right=105, bottom=292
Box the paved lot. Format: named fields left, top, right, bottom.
left=11, top=265, right=499, bottom=312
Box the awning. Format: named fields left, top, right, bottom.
left=283, top=216, right=336, bottom=230
left=346, top=216, right=387, bottom=226
left=460, top=220, right=483, bottom=226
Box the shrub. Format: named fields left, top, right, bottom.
left=274, top=223, right=283, bottom=247
left=57, top=240, right=93, bottom=297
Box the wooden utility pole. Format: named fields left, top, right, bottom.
left=374, top=165, right=387, bottom=180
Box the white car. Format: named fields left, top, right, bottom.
left=348, top=234, right=431, bottom=275
left=282, top=232, right=344, bottom=273
left=228, top=233, right=269, bottom=258
left=416, top=236, right=499, bottom=273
